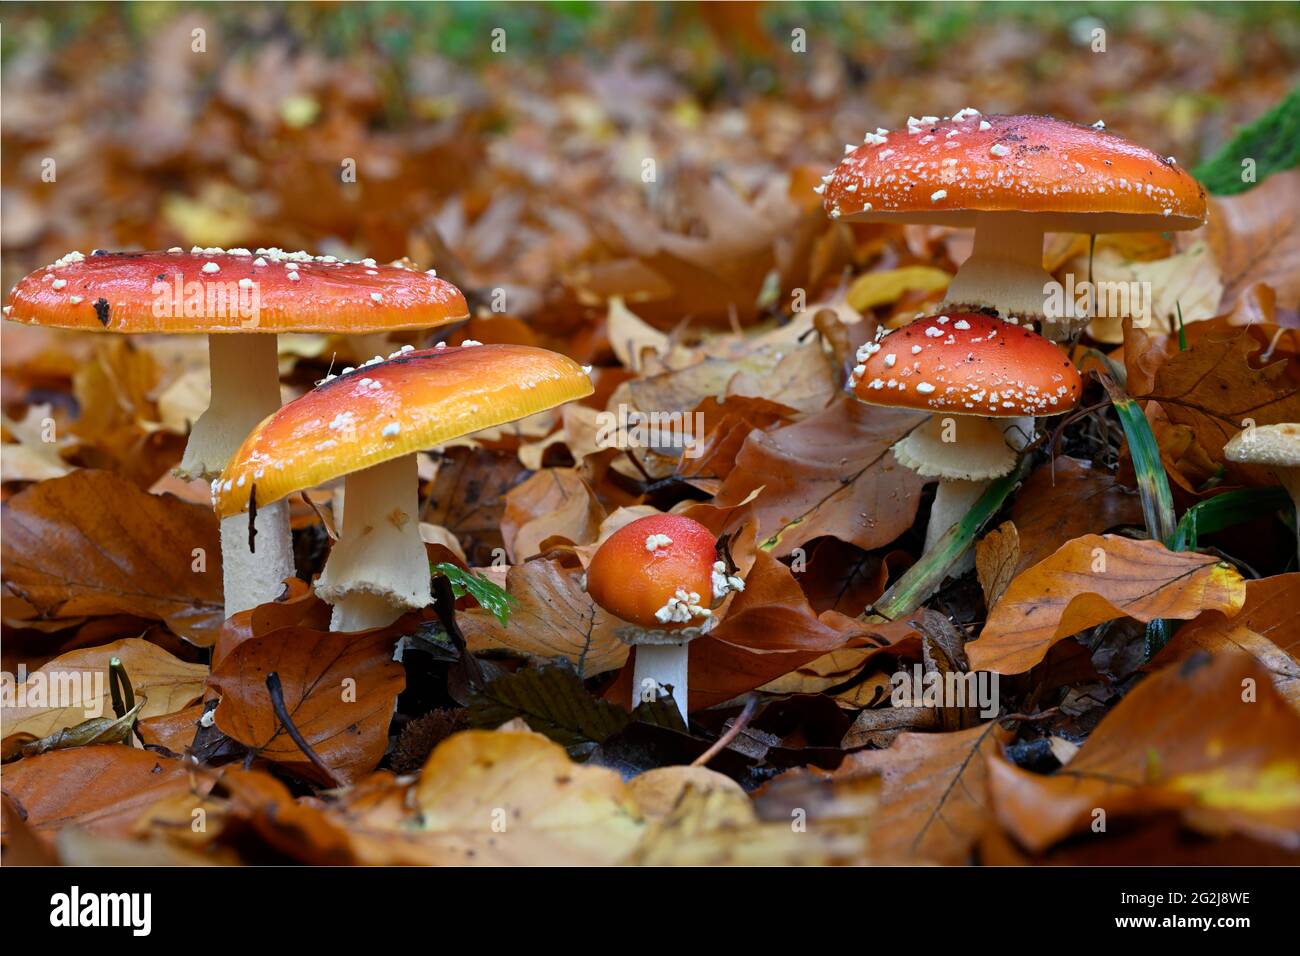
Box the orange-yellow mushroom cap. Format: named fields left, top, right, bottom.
left=214, top=344, right=592, bottom=516
left=586, top=514, right=719, bottom=632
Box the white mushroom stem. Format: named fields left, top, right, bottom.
left=925, top=479, right=993, bottom=557
left=632, top=643, right=690, bottom=722
left=184, top=334, right=295, bottom=618
left=220, top=504, right=294, bottom=616
left=940, top=213, right=1071, bottom=340
left=316, top=453, right=431, bottom=632
left=902, top=415, right=1034, bottom=575
left=181, top=334, right=283, bottom=479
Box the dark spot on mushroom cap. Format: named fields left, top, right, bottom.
left=91, top=249, right=108, bottom=256
left=93, top=297, right=111, bottom=326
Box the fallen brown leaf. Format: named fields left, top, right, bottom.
left=1201, top=169, right=1300, bottom=311
left=987, top=652, right=1300, bottom=853
left=0, top=745, right=197, bottom=844
left=208, top=624, right=405, bottom=785
left=1151, top=573, right=1300, bottom=707
left=459, top=556, right=628, bottom=677
left=714, top=395, right=926, bottom=557
left=969, top=535, right=1247, bottom=674
left=1, top=470, right=224, bottom=644
left=1009, top=457, right=1144, bottom=577
left=2, top=637, right=206, bottom=745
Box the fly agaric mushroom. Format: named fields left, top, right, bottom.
left=848, top=312, right=1081, bottom=559
left=821, top=113, right=1207, bottom=340
left=214, top=343, right=593, bottom=632
left=1223, top=423, right=1300, bottom=562
left=584, top=513, right=744, bottom=720
left=3, top=248, right=468, bottom=618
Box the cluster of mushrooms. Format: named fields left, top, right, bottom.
left=821, top=111, right=1210, bottom=569
left=6, top=111, right=1294, bottom=727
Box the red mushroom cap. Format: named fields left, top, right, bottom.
left=3, top=248, right=468, bottom=334
left=586, top=514, right=718, bottom=632
left=849, top=312, right=1081, bottom=417
left=823, top=113, right=1206, bottom=231
left=214, top=344, right=592, bottom=516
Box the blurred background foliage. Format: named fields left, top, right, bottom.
left=2, top=1, right=1298, bottom=330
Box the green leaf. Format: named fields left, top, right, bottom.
left=432, top=562, right=515, bottom=626
left=1194, top=86, right=1300, bottom=195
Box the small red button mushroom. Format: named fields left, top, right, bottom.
left=585, top=513, right=743, bottom=720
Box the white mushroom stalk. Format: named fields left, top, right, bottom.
left=315, top=453, right=429, bottom=632
left=193, top=334, right=295, bottom=617
left=940, top=212, right=1059, bottom=337
left=893, top=414, right=1027, bottom=567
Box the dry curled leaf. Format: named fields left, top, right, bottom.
left=1151, top=573, right=1300, bottom=707
left=987, top=652, right=1300, bottom=853
left=1009, top=457, right=1144, bottom=577
left=459, top=556, right=628, bottom=677
left=208, top=625, right=405, bottom=785
left=969, top=535, right=1247, bottom=674
left=975, top=521, right=1020, bottom=610
left=2, top=637, right=206, bottom=746
left=714, top=395, right=926, bottom=557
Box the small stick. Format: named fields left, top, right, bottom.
left=691, top=695, right=759, bottom=767
left=108, top=656, right=132, bottom=718
left=265, top=672, right=345, bottom=788
left=624, top=449, right=654, bottom=483
left=432, top=573, right=485, bottom=688
left=247, top=484, right=259, bottom=555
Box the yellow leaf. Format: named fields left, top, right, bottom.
left=2, top=638, right=206, bottom=746
left=846, top=265, right=951, bottom=313
left=412, top=730, right=643, bottom=864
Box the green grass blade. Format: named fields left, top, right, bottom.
left=1101, top=375, right=1178, bottom=547
left=868, top=461, right=1026, bottom=620
left=1170, top=486, right=1292, bottom=551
